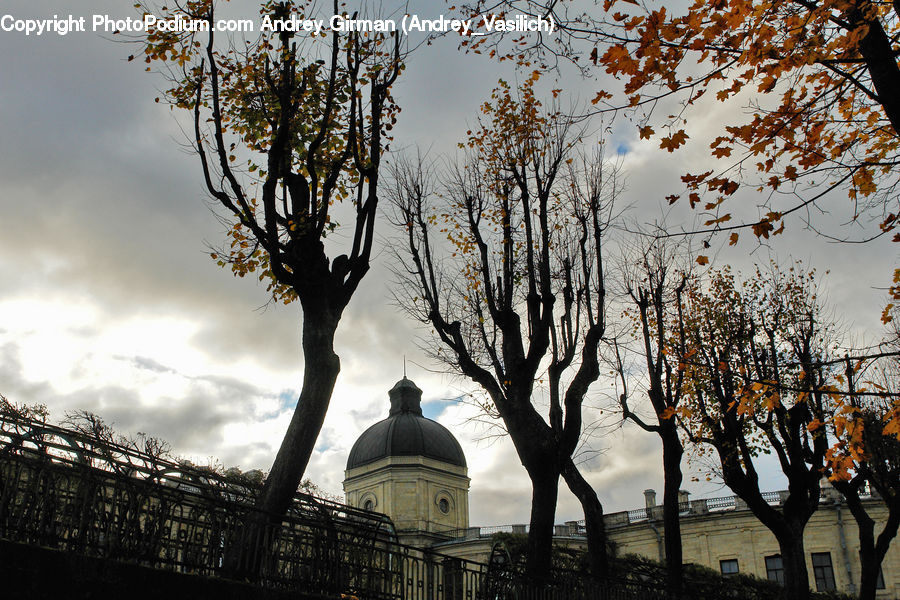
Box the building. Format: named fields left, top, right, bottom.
left=343, top=376, right=470, bottom=549
left=343, top=378, right=899, bottom=597
left=608, top=488, right=898, bottom=598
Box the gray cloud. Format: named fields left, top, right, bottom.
left=0, top=0, right=893, bottom=534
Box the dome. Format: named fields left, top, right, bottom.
left=347, top=377, right=467, bottom=470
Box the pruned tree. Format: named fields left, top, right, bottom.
left=676, top=264, right=836, bottom=600
left=614, top=240, right=690, bottom=597
left=826, top=349, right=900, bottom=600
left=137, top=0, right=402, bottom=556
left=389, top=79, right=618, bottom=580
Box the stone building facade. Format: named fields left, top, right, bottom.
left=343, top=377, right=470, bottom=549
left=607, top=488, right=898, bottom=597
left=344, top=378, right=899, bottom=597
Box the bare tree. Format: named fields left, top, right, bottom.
left=389, top=80, right=618, bottom=580
left=614, top=240, right=690, bottom=597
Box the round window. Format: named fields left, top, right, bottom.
left=438, top=498, right=450, bottom=514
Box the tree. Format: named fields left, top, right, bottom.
left=460, top=0, right=900, bottom=244
left=390, top=79, right=617, bottom=580
left=593, top=0, right=900, bottom=245
left=676, top=264, right=836, bottom=600
left=826, top=351, right=900, bottom=600
left=615, top=240, right=690, bottom=597
left=138, top=0, right=402, bottom=564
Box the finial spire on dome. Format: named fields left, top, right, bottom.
left=389, top=376, right=423, bottom=416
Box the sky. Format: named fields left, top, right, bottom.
left=0, top=0, right=896, bottom=527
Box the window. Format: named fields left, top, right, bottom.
left=438, top=498, right=450, bottom=514
left=720, top=559, right=739, bottom=576
left=361, top=492, right=377, bottom=512
left=765, top=555, right=784, bottom=585
left=811, top=552, right=836, bottom=592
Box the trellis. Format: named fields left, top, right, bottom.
left=0, top=409, right=662, bottom=599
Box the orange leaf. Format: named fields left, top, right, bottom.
left=752, top=219, right=774, bottom=239
left=660, top=130, right=689, bottom=152
left=592, top=90, right=612, bottom=105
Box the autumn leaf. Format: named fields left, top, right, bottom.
left=752, top=219, right=774, bottom=239
left=704, top=214, right=732, bottom=226
left=884, top=414, right=900, bottom=439
left=592, top=90, right=613, bottom=105
left=696, top=255, right=709, bottom=265
left=600, top=45, right=635, bottom=75
left=852, top=167, right=876, bottom=196
left=659, top=130, right=689, bottom=152
left=659, top=406, right=677, bottom=420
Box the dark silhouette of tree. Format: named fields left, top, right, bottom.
left=137, top=0, right=402, bottom=563
left=389, top=79, right=617, bottom=580
left=614, top=240, right=690, bottom=597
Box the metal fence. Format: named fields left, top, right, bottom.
left=0, top=410, right=662, bottom=600
left=0, top=411, right=404, bottom=596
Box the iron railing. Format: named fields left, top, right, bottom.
left=0, top=410, right=662, bottom=600
left=0, top=411, right=403, bottom=596
left=441, top=482, right=872, bottom=540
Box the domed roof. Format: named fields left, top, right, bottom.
left=347, top=377, right=466, bottom=470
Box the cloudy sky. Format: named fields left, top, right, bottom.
left=0, top=0, right=895, bottom=527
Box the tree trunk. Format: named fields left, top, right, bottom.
left=256, top=307, right=341, bottom=518
left=525, top=466, right=560, bottom=583
left=841, top=486, right=893, bottom=600
left=225, top=302, right=342, bottom=578
left=833, top=470, right=900, bottom=600
left=777, top=530, right=811, bottom=600
left=854, top=5, right=900, bottom=136
left=660, top=426, right=684, bottom=598
left=561, top=458, right=608, bottom=577
left=858, top=544, right=880, bottom=600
